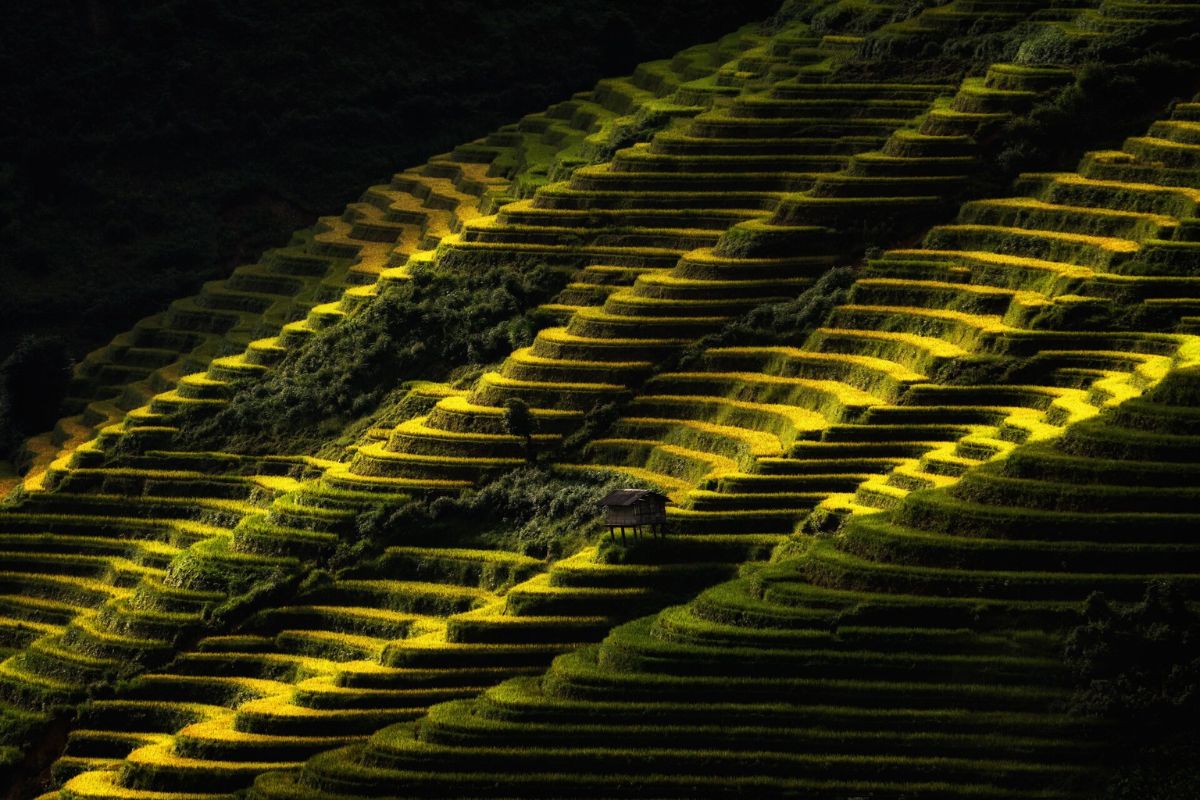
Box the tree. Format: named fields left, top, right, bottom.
left=1066, top=581, right=1200, bottom=722
left=503, top=398, right=536, bottom=463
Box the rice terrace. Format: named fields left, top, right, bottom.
left=4, top=0, right=1200, bottom=797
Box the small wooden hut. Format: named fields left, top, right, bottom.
left=598, top=489, right=671, bottom=543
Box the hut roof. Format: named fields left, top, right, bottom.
left=598, top=489, right=672, bottom=507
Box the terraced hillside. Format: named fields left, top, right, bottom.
left=256, top=358, right=1200, bottom=800
left=13, top=25, right=758, bottom=489
left=4, top=0, right=1200, bottom=798
left=0, top=25, right=766, bottom=784
left=249, top=45, right=1200, bottom=800
left=0, top=18, right=844, bottom=795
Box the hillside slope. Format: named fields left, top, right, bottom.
left=2, top=0, right=1200, bottom=798
left=256, top=360, right=1200, bottom=799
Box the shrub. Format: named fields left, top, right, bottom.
left=583, top=108, right=672, bottom=167
left=559, top=401, right=622, bottom=456
left=503, top=398, right=536, bottom=463
left=1012, top=26, right=1079, bottom=67
left=0, top=709, right=46, bottom=776
left=353, top=465, right=650, bottom=560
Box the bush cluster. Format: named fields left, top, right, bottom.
left=174, top=258, right=570, bottom=455
left=350, top=465, right=650, bottom=562
left=1065, top=582, right=1200, bottom=798
left=992, top=53, right=1200, bottom=181
left=1066, top=582, right=1200, bottom=722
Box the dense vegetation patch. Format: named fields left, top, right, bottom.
left=982, top=22, right=1200, bottom=197
left=991, top=47, right=1200, bottom=187
left=1066, top=582, right=1200, bottom=799
left=173, top=259, right=571, bottom=455
left=0, top=710, right=47, bottom=777
left=351, top=466, right=647, bottom=562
